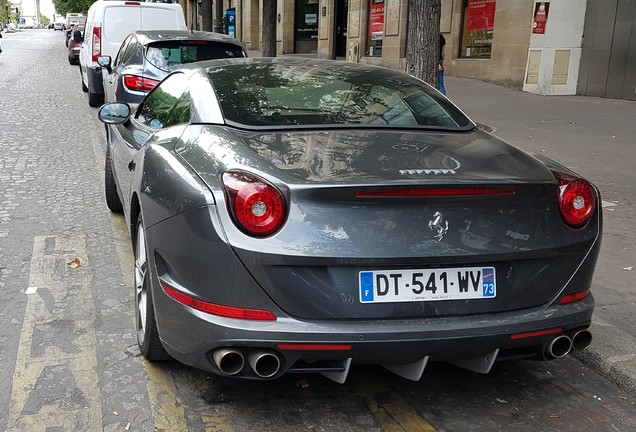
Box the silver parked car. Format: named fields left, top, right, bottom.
left=97, top=58, right=600, bottom=383
left=99, top=30, right=247, bottom=105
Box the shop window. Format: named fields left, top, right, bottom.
left=295, top=0, right=319, bottom=54
left=459, top=0, right=496, bottom=58
left=366, top=0, right=384, bottom=57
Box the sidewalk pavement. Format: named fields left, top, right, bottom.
left=249, top=52, right=636, bottom=395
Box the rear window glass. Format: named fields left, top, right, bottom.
left=207, top=61, right=473, bottom=130
left=146, top=42, right=245, bottom=71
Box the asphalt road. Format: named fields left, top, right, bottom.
left=0, top=29, right=634, bottom=432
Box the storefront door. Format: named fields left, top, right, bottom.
left=334, top=0, right=348, bottom=58
left=294, top=0, right=319, bottom=54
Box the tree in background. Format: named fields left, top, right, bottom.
left=52, top=0, right=93, bottom=17
left=40, top=15, right=50, bottom=25
left=405, top=0, right=441, bottom=87
left=261, top=0, right=276, bottom=56
left=2, top=1, right=17, bottom=25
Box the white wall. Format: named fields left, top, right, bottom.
left=523, top=0, right=587, bottom=95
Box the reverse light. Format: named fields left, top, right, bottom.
left=91, top=25, right=102, bottom=62
left=222, top=170, right=286, bottom=236
left=559, top=288, right=590, bottom=305
left=123, top=75, right=160, bottom=92
left=552, top=171, right=596, bottom=227
left=161, top=282, right=277, bottom=321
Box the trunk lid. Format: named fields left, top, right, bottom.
left=178, top=127, right=601, bottom=319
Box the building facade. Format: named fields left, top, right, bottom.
left=189, top=0, right=636, bottom=101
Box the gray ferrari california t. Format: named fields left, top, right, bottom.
left=98, top=57, right=601, bottom=383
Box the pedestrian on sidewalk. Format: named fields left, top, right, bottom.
left=438, top=33, right=446, bottom=95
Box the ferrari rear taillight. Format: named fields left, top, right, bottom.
left=222, top=171, right=286, bottom=236
left=91, top=26, right=101, bottom=62
left=552, top=171, right=596, bottom=227
left=123, top=75, right=160, bottom=92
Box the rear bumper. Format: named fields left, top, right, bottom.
left=154, top=277, right=594, bottom=378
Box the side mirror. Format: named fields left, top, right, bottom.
left=98, top=103, right=131, bottom=125
left=97, top=55, right=113, bottom=73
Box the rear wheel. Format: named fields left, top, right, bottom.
left=80, top=67, right=88, bottom=92
left=104, top=144, right=123, bottom=212
left=134, top=215, right=170, bottom=361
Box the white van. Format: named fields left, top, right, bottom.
left=78, top=0, right=186, bottom=107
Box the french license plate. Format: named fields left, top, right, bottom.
left=359, top=267, right=496, bottom=303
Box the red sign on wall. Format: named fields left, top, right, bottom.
left=466, top=0, right=496, bottom=31
left=368, top=1, right=385, bottom=38
left=532, top=2, right=549, bottom=34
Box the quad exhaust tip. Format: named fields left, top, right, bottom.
left=547, top=334, right=573, bottom=358
left=571, top=329, right=593, bottom=351
left=212, top=348, right=282, bottom=378
left=248, top=350, right=281, bottom=378
left=212, top=348, right=245, bottom=376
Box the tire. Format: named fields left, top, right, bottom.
left=80, top=67, right=88, bottom=92
left=134, top=215, right=170, bottom=361
left=104, top=144, right=123, bottom=212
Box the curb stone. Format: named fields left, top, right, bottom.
left=572, top=316, right=636, bottom=397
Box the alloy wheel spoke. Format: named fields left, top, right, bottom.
left=135, top=224, right=148, bottom=334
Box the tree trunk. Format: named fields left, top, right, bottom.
left=262, top=0, right=277, bottom=57
left=201, top=0, right=212, bottom=32
left=405, top=0, right=441, bottom=87
left=214, top=0, right=224, bottom=33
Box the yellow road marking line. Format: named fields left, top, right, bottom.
left=144, top=361, right=188, bottom=431
left=111, top=214, right=189, bottom=431
left=202, top=415, right=236, bottom=432
left=8, top=235, right=102, bottom=430
left=350, top=371, right=437, bottom=432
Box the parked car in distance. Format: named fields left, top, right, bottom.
left=97, top=58, right=601, bottom=383
left=68, top=25, right=84, bottom=65
left=66, top=17, right=86, bottom=47
left=53, top=22, right=64, bottom=31
left=99, top=30, right=247, bottom=105
left=78, top=0, right=187, bottom=107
